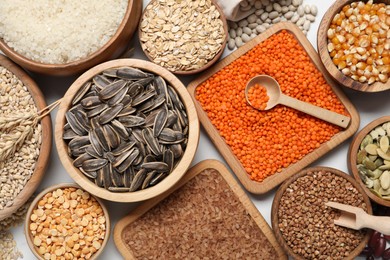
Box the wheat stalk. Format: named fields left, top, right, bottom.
left=0, top=99, right=62, bottom=162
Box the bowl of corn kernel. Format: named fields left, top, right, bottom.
left=318, top=0, right=390, bottom=92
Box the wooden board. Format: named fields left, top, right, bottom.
left=187, top=22, right=360, bottom=194
left=0, top=54, right=52, bottom=221
left=114, top=159, right=286, bottom=259
left=317, top=0, right=390, bottom=92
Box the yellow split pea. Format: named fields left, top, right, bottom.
left=29, top=187, right=106, bottom=259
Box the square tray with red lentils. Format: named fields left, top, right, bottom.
left=188, top=22, right=359, bottom=194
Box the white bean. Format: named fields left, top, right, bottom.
left=255, top=9, right=264, bottom=16
left=280, top=0, right=287, bottom=6
left=297, top=6, right=304, bottom=16
left=247, top=14, right=258, bottom=24
left=265, top=5, right=273, bottom=12
left=292, top=0, right=301, bottom=7
left=272, top=17, right=281, bottom=24
left=229, top=21, right=238, bottom=29
left=243, top=27, right=252, bottom=35
left=310, top=5, right=318, bottom=16
left=297, top=17, right=305, bottom=26
left=256, top=24, right=266, bottom=33
left=238, top=19, right=249, bottom=28
left=263, top=23, right=271, bottom=29
left=236, top=27, right=243, bottom=37
left=248, top=23, right=258, bottom=29
left=304, top=4, right=311, bottom=14
left=285, top=0, right=292, bottom=6
left=228, top=39, right=235, bottom=50
left=261, top=0, right=270, bottom=6
left=235, top=37, right=243, bottom=47
left=273, top=3, right=282, bottom=12
left=256, top=18, right=262, bottom=24
left=291, top=13, right=299, bottom=23
left=289, top=5, right=296, bottom=11
left=241, top=33, right=251, bottom=43
left=269, top=11, right=279, bottom=19
left=306, top=14, right=315, bottom=22
left=302, top=30, right=307, bottom=36
left=229, top=29, right=236, bottom=39
left=281, top=6, right=289, bottom=13
left=303, top=20, right=311, bottom=31
left=254, top=1, right=262, bottom=9
left=265, top=18, right=271, bottom=23
left=284, top=11, right=294, bottom=20
left=260, top=12, right=269, bottom=21
left=250, top=33, right=257, bottom=39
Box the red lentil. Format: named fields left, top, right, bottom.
left=247, top=83, right=269, bottom=110
left=196, top=30, right=349, bottom=182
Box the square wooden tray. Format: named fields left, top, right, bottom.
left=113, top=159, right=286, bottom=259
left=187, top=22, right=359, bottom=194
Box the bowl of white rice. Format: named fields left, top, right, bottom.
left=0, top=0, right=142, bottom=76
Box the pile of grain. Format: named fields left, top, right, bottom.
left=0, top=66, right=41, bottom=210
left=123, top=168, right=277, bottom=258
left=0, top=0, right=128, bottom=64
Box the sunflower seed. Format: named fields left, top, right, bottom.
left=72, top=82, right=92, bottom=105
left=129, top=169, right=147, bottom=191
left=82, top=158, right=108, bottom=172
left=99, top=80, right=127, bottom=101
left=66, top=111, right=88, bottom=136
left=111, top=120, right=130, bottom=140
left=141, top=162, right=169, bottom=172
left=117, top=67, right=149, bottom=80
left=103, top=124, right=120, bottom=149
left=68, top=136, right=90, bottom=150
left=86, top=104, right=109, bottom=118
left=79, top=167, right=97, bottom=179
left=111, top=168, right=124, bottom=187
left=80, top=96, right=101, bottom=109
left=143, top=128, right=161, bottom=155
left=98, top=103, right=124, bottom=124
left=142, top=171, right=157, bottom=189
left=118, top=115, right=145, bottom=127
left=116, top=148, right=140, bottom=173
left=93, top=74, right=112, bottom=89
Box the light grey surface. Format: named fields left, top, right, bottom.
left=9, top=0, right=389, bottom=259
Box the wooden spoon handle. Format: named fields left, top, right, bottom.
left=361, top=214, right=390, bottom=236
left=279, top=94, right=350, bottom=128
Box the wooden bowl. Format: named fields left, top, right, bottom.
left=271, top=166, right=372, bottom=259
left=317, top=0, right=390, bottom=92
left=188, top=22, right=360, bottom=194
left=55, top=59, right=200, bottom=202
left=0, top=0, right=142, bottom=76
left=25, top=183, right=110, bottom=260
left=0, top=54, right=52, bottom=221
left=138, top=0, right=228, bottom=75
left=348, top=116, right=390, bottom=207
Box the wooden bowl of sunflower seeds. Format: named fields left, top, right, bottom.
left=271, top=166, right=372, bottom=260
left=55, top=59, right=200, bottom=203
left=139, top=0, right=228, bottom=75
left=0, top=54, right=52, bottom=221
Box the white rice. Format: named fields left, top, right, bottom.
left=0, top=0, right=128, bottom=64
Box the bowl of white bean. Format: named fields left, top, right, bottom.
left=0, top=0, right=142, bottom=76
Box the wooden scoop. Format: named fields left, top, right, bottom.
left=326, top=201, right=390, bottom=235
left=245, top=75, right=350, bottom=128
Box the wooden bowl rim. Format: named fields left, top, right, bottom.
left=138, top=0, right=228, bottom=75
left=0, top=54, right=52, bottom=221
left=0, top=0, right=137, bottom=73
left=55, top=58, right=200, bottom=202
left=317, top=0, right=389, bottom=92
left=271, top=166, right=372, bottom=260
left=348, top=115, right=390, bottom=207
left=25, top=183, right=110, bottom=260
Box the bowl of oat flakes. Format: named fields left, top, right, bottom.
left=0, top=54, right=52, bottom=221
left=139, top=0, right=228, bottom=75
left=271, top=166, right=372, bottom=259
